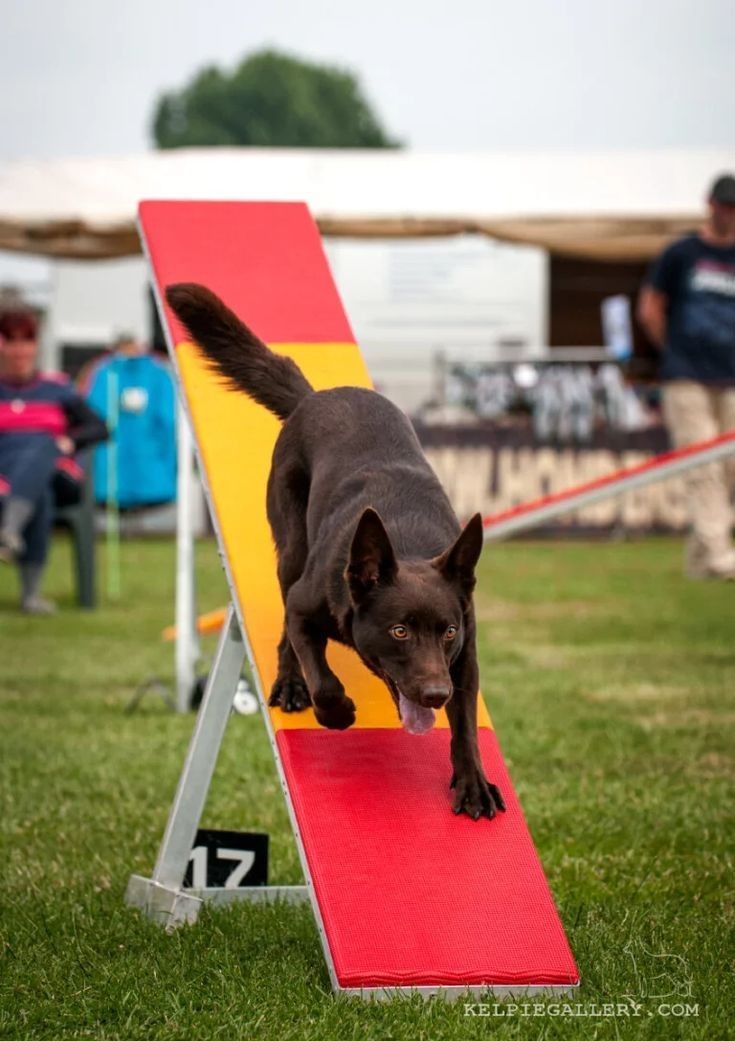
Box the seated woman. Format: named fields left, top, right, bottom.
left=0, top=309, right=108, bottom=613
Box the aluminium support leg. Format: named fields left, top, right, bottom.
left=126, top=604, right=245, bottom=927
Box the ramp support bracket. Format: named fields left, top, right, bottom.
left=125, top=603, right=308, bottom=928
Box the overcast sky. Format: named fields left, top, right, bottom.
left=2, top=0, right=735, bottom=162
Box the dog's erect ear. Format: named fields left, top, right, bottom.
left=432, top=513, right=484, bottom=595
left=345, top=508, right=397, bottom=604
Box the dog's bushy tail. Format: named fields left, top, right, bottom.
left=165, top=282, right=313, bottom=421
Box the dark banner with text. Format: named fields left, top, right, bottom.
left=414, top=424, right=688, bottom=534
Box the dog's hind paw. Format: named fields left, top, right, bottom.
left=450, top=767, right=506, bottom=821
left=268, top=675, right=311, bottom=713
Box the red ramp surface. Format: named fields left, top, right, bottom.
left=140, top=199, right=579, bottom=995
left=280, top=728, right=577, bottom=989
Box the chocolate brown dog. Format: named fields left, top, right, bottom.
left=166, top=283, right=505, bottom=820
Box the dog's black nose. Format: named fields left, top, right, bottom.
left=420, top=686, right=451, bottom=709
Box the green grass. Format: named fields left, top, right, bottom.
left=1, top=535, right=733, bottom=1040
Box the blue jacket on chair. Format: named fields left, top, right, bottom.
left=86, top=353, right=176, bottom=507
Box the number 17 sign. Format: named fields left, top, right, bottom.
left=184, top=830, right=269, bottom=890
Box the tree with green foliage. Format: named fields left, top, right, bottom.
left=152, top=49, right=400, bottom=149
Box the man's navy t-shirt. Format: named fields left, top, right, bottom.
left=647, top=234, right=735, bottom=384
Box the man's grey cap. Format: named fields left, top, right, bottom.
left=710, top=173, right=735, bottom=204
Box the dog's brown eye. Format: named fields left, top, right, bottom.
left=444, top=625, right=458, bottom=640
left=390, top=625, right=409, bottom=640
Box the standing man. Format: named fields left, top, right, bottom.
left=638, top=174, right=735, bottom=579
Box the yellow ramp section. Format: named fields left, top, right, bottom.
left=177, top=339, right=491, bottom=731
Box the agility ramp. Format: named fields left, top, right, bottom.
left=126, top=201, right=579, bottom=998
left=482, top=430, right=735, bottom=540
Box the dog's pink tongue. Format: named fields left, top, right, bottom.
left=398, top=692, right=436, bottom=735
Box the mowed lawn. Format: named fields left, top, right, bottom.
left=0, top=535, right=733, bottom=1041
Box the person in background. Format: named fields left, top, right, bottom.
left=84, top=332, right=176, bottom=510
left=0, top=309, right=107, bottom=613
left=638, top=173, right=735, bottom=580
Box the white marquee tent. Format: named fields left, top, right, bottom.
left=1, top=147, right=733, bottom=261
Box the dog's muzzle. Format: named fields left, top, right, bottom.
left=383, top=673, right=437, bottom=735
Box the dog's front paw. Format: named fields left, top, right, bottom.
left=450, top=766, right=506, bottom=821
left=314, top=693, right=356, bottom=730
left=268, top=674, right=311, bottom=713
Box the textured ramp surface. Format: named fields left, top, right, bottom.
left=279, top=728, right=577, bottom=988
left=140, top=200, right=578, bottom=992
